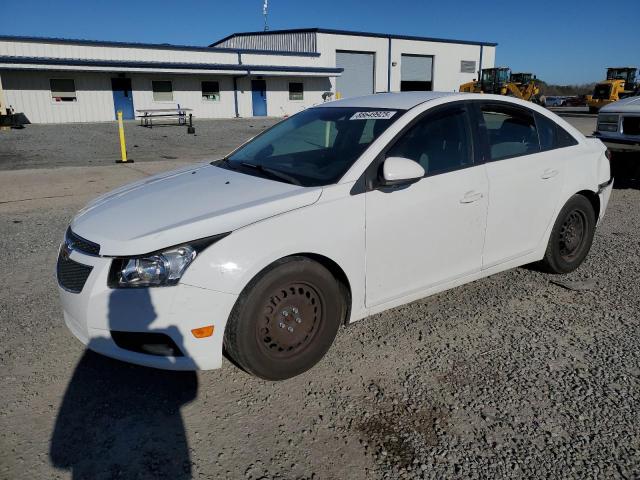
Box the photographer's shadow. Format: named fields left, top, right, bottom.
left=50, top=289, right=198, bottom=479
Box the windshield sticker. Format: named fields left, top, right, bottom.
left=349, top=111, right=397, bottom=120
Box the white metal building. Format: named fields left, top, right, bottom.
left=0, top=28, right=496, bottom=124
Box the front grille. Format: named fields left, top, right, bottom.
left=57, top=251, right=93, bottom=293
left=66, top=228, right=100, bottom=256
left=623, top=116, right=640, bottom=135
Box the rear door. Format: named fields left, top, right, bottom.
left=474, top=101, right=567, bottom=268
left=365, top=103, right=488, bottom=307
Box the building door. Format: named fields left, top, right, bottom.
left=111, top=78, right=134, bottom=120
left=251, top=80, right=267, bottom=116
left=401, top=54, right=433, bottom=91
left=335, top=51, right=374, bottom=98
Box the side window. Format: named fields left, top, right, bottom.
left=481, top=105, right=540, bottom=160
left=556, top=125, right=579, bottom=148
left=536, top=112, right=579, bottom=150
left=386, top=107, right=472, bottom=175
left=535, top=112, right=557, bottom=151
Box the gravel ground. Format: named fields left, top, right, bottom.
left=0, top=117, right=279, bottom=170
left=1, top=117, right=639, bottom=479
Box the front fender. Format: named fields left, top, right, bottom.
left=180, top=182, right=367, bottom=321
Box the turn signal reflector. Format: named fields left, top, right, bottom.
left=191, top=325, right=214, bottom=338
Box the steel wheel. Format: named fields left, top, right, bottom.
left=257, top=282, right=324, bottom=359
left=224, top=257, right=344, bottom=380
left=539, top=194, right=596, bottom=274
left=558, top=209, right=587, bottom=261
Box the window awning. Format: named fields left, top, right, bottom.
left=0, top=56, right=343, bottom=77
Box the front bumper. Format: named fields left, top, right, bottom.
left=58, top=248, right=238, bottom=370
left=593, top=133, right=640, bottom=153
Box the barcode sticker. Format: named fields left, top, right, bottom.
left=349, top=111, right=397, bottom=120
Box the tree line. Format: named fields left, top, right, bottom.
left=536, top=80, right=595, bottom=96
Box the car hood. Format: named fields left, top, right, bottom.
left=71, top=163, right=322, bottom=256
left=601, top=95, right=640, bottom=113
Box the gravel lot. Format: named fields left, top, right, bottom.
left=1, top=115, right=639, bottom=479
left=0, top=117, right=279, bottom=170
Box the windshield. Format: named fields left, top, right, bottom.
left=223, top=107, right=403, bottom=187
left=607, top=68, right=636, bottom=82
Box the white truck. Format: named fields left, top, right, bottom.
left=595, top=95, right=640, bottom=152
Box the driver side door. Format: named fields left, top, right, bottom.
left=364, top=103, right=489, bottom=307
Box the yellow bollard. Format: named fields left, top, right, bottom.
left=115, top=110, right=133, bottom=163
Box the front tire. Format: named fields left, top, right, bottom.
left=538, top=195, right=596, bottom=274
left=224, top=257, right=343, bottom=380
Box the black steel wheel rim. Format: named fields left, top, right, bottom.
left=256, top=282, right=324, bottom=359
left=558, top=209, right=587, bottom=261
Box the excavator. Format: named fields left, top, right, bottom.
left=459, top=67, right=541, bottom=103
left=586, top=67, right=638, bottom=113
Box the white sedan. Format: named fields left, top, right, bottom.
left=57, top=92, right=613, bottom=380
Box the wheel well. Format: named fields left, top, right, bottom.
left=577, top=190, right=600, bottom=218
left=288, top=253, right=352, bottom=326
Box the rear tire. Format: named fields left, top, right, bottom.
left=224, top=257, right=343, bottom=380
left=538, top=195, right=596, bottom=274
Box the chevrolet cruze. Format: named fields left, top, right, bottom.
left=57, top=92, right=613, bottom=380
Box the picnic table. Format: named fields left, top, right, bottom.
left=136, top=106, right=193, bottom=127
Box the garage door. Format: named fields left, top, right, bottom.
left=336, top=51, right=374, bottom=99
left=401, top=54, right=433, bottom=91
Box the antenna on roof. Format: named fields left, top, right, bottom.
left=263, top=0, right=269, bottom=31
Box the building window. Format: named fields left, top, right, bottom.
left=289, top=82, right=304, bottom=101
left=152, top=80, right=173, bottom=102
left=50, top=79, right=77, bottom=102
left=202, top=81, right=220, bottom=101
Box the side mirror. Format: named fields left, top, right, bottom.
left=381, top=157, right=425, bottom=186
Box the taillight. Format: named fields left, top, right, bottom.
left=605, top=149, right=612, bottom=161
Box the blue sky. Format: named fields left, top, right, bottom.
left=3, top=0, right=638, bottom=85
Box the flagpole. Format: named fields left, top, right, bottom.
left=263, top=0, right=269, bottom=31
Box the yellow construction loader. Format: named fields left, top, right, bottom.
left=509, top=72, right=541, bottom=102
left=587, top=67, right=638, bottom=113
left=459, top=67, right=541, bottom=103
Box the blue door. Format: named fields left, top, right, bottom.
left=111, top=78, right=134, bottom=120
left=251, top=80, right=267, bottom=116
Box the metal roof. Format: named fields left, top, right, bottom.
left=317, top=92, right=458, bottom=110
left=0, top=34, right=320, bottom=57
left=0, top=56, right=343, bottom=75
left=211, top=28, right=498, bottom=49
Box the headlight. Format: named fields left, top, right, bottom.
left=598, top=114, right=619, bottom=124
left=108, top=233, right=229, bottom=288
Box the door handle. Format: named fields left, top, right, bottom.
left=460, top=191, right=483, bottom=204
left=541, top=168, right=559, bottom=179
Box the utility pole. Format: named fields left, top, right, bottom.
left=263, top=0, right=269, bottom=31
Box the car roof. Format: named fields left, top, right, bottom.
left=316, top=91, right=458, bottom=110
